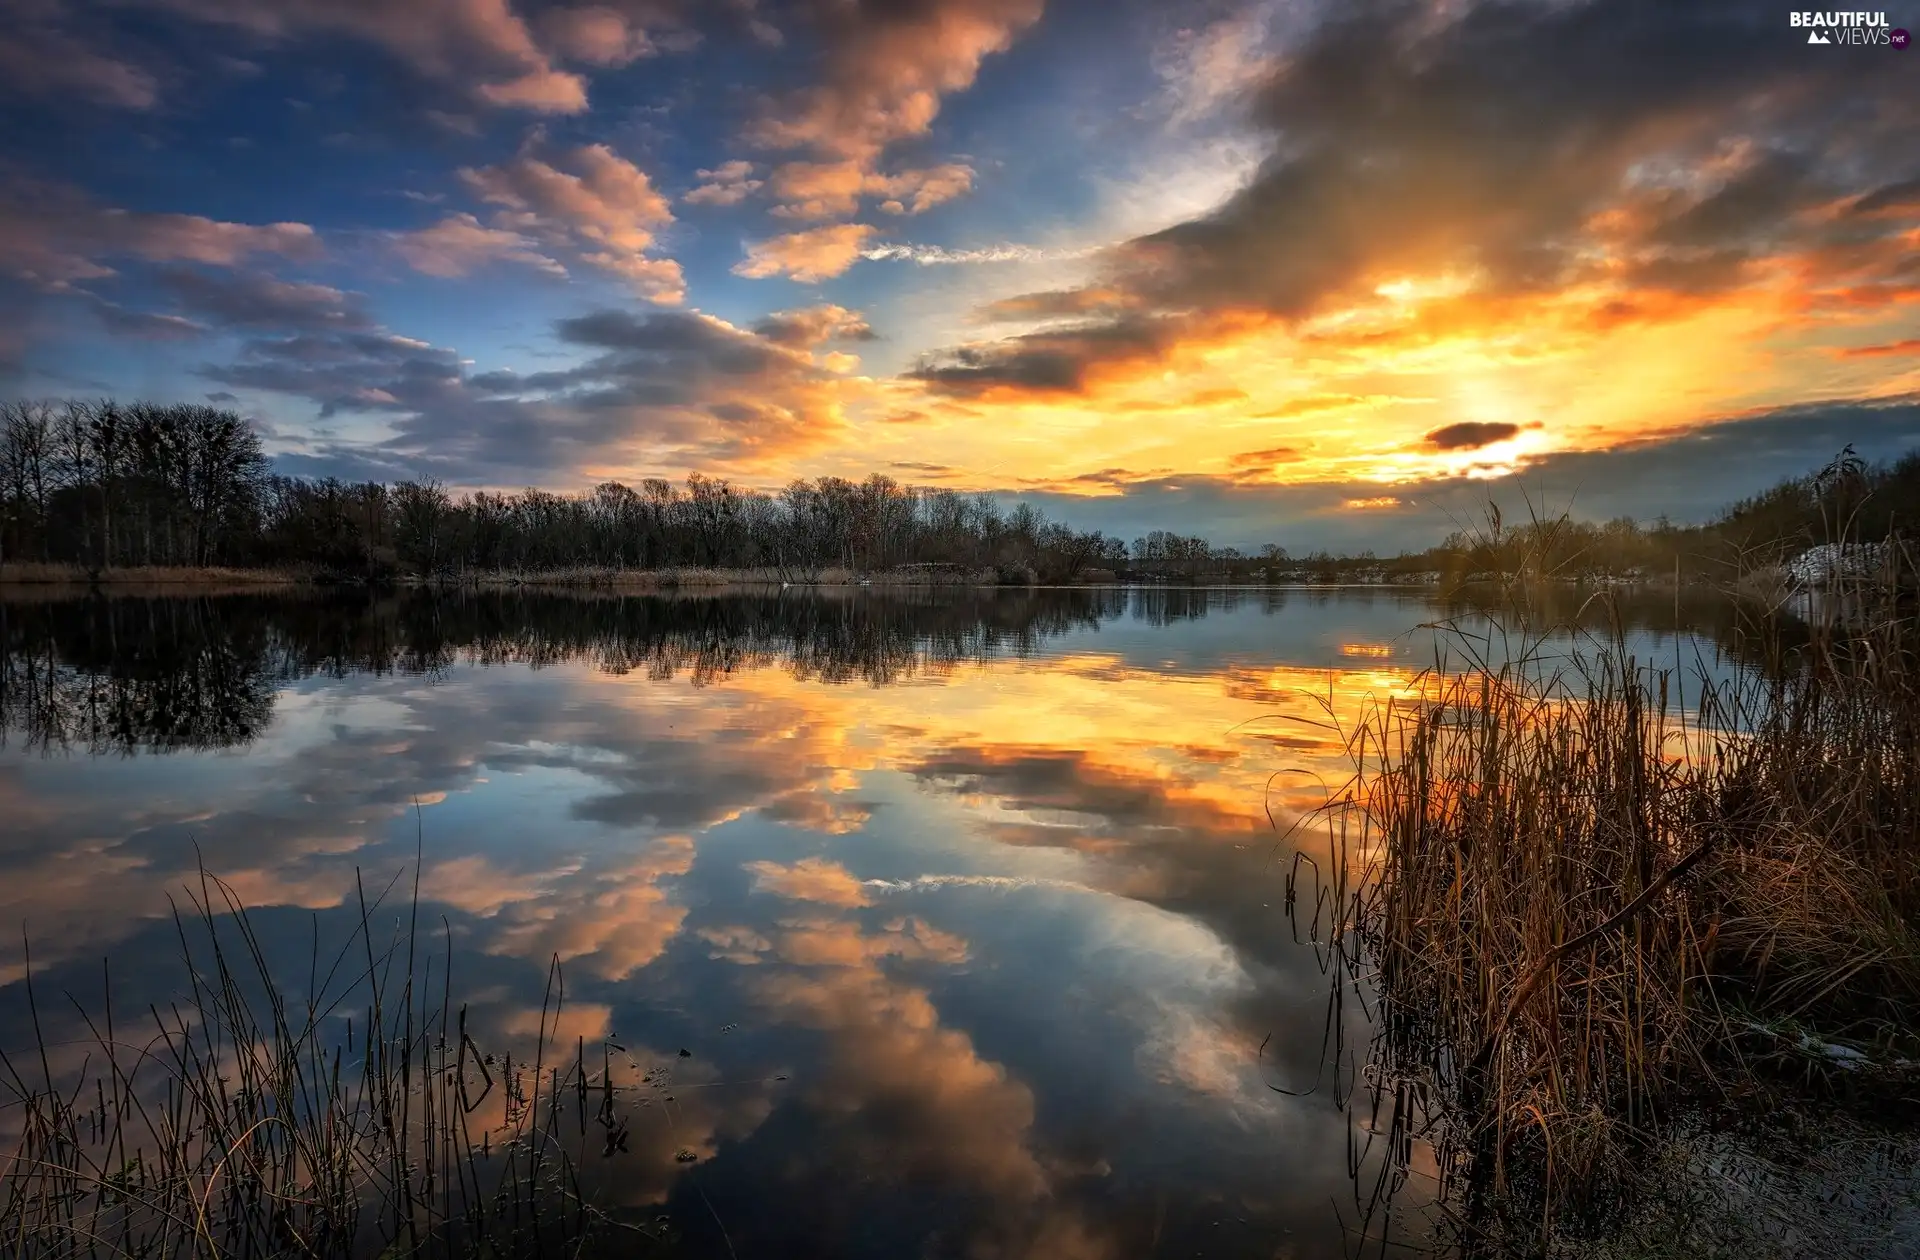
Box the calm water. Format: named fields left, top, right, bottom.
left=0, top=586, right=1742, bottom=1258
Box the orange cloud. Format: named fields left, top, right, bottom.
left=432, top=839, right=695, bottom=981
left=461, top=143, right=683, bottom=301
left=975, top=287, right=1138, bottom=323
left=1249, top=393, right=1395, bottom=420
left=752, top=303, right=877, bottom=349
left=1228, top=446, right=1303, bottom=469
left=526, top=307, right=869, bottom=467
left=684, top=160, right=763, bottom=207
left=745, top=856, right=872, bottom=908
left=871, top=0, right=1919, bottom=499
left=721, top=0, right=1040, bottom=235
left=392, top=212, right=565, bottom=278
left=1838, top=338, right=1920, bottom=358
left=746, top=916, right=1112, bottom=1253
left=745, top=0, right=1043, bottom=165
left=768, top=160, right=974, bottom=219
left=536, top=5, right=660, bottom=68
left=735, top=223, right=877, bottom=283
left=769, top=912, right=969, bottom=969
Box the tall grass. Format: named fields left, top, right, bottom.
left=0, top=858, right=652, bottom=1258
left=1284, top=527, right=1920, bottom=1252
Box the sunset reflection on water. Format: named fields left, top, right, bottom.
left=0, top=586, right=1730, bottom=1257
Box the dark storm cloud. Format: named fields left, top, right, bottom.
left=204, top=331, right=465, bottom=418
left=1424, top=421, right=1520, bottom=451
left=1493, top=397, right=1920, bottom=522
left=241, top=307, right=861, bottom=483
left=86, top=296, right=203, bottom=340
left=508, top=311, right=850, bottom=449
left=908, top=317, right=1180, bottom=396
left=910, top=745, right=1236, bottom=836
left=917, top=0, right=1918, bottom=395
left=553, top=308, right=794, bottom=375
left=1850, top=176, right=1920, bottom=215
left=203, top=328, right=600, bottom=486
left=750, top=305, right=877, bottom=348
left=155, top=268, right=377, bottom=331
left=1646, top=150, right=1814, bottom=249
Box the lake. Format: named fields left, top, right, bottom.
left=0, top=585, right=1742, bottom=1258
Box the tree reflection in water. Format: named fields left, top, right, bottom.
left=0, top=583, right=1795, bottom=756
left=0, top=589, right=1127, bottom=753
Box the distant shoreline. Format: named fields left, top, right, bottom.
left=0, top=560, right=1732, bottom=596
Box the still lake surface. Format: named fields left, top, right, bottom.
left=0, top=586, right=1745, bottom=1257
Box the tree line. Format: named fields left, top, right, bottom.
left=1, top=399, right=1135, bottom=581
left=4, top=399, right=1914, bottom=584
left=1, top=399, right=267, bottom=569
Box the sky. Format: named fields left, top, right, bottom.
left=1, top=0, right=1917, bottom=550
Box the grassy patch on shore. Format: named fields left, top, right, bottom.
left=0, top=563, right=305, bottom=587
left=0, top=562, right=1072, bottom=592
left=417, top=564, right=1050, bottom=589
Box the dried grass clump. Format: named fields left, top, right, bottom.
left=1287, top=532, right=1919, bottom=1251
left=0, top=860, right=651, bottom=1258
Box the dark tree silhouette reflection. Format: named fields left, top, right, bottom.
left=0, top=589, right=1130, bottom=752
left=2, top=583, right=1781, bottom=755
left=0, top=597, right=278, bottom=753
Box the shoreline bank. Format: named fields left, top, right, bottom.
left=1, top=560, right=1760, bottom=594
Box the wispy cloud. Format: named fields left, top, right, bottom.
left=861, top=242, right=1099, bottom=266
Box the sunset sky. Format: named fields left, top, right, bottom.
left=1, top=0, right=1916, bottom=549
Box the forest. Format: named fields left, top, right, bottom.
left=3, top=398, right=1915, bottom=584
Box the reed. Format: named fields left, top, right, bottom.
left=1285, top=525, right=1920, bottom=1251
left=0, top=857, right=653, bottom=1258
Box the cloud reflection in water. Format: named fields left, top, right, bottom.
left=0, top=585, right=1734, bottom=1256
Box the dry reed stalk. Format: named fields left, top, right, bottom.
left=0, top=850, right=647, bottom=1258
left=1284, top=523, right=1918, bottom=1251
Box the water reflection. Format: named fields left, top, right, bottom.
left=1, top=590, right=1139, bottom=752
left=0, top=597, right=280, bottom=752
left=0, top=586, right=1743, bottom=1257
